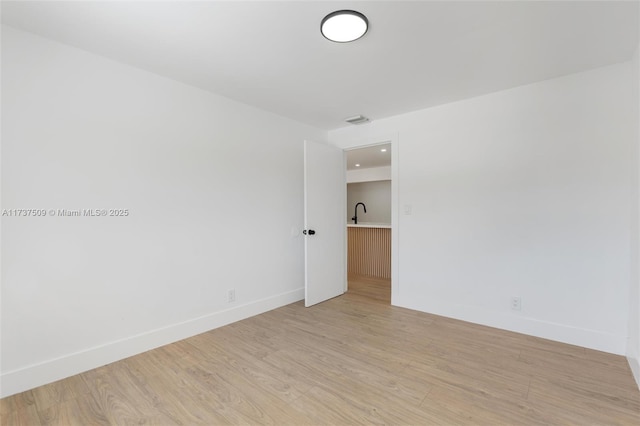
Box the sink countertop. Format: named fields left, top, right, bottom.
left=347, top=222, right=391, bottom=228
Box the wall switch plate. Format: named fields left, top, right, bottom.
left=404, top=204, right=412, bottom=215
left=511, top=296, right=521, bottom=311
left=227, top=289, right=236, bottom=303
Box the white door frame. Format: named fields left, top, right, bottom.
left=339, top=133, right=399, bottom=304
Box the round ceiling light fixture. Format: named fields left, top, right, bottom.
left=321, top=10, right=368, bottom=43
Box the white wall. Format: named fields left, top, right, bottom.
left=330, top=63, right=635, bottom=355
left=347, top=181, right=391, bottom=224
left=347, top=165, right=391, bottom=183
left=0, top=26, right=325, bottom=397
left=629, top=41, right=640, bottom=388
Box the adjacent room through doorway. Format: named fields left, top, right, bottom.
left=345, top=143, right=392, bottom=303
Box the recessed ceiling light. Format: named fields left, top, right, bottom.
left=321, top=10, right=368, bottom=43
left=380, top=148, right=387, bottom=152
left=355, top=163, right=361, bottom=167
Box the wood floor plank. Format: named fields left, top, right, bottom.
left=288, top=386, right=372, bottom=425
left=421, top=383, right=554, bottom=426
left=409, top=357, right=531, bottom=402
left=2, top=281, right=639, bottom=425
left=37, top=395, right=109, bottom=426
left=82, top=362, right=177, bottom=425
left=185, top=339, right=312, bottom=404
left=527, top=375, right=640, bottom=424
left=184, top=360, right=312, bottom=425
left=32, top=374, right=90, bottom=414
left=347, top=275, right=391, bottom=303
left=1, top=403, right=40, bottom=426
left=0, top=390, right=37, bottom=415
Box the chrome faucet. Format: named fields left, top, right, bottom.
left=352, top=202, right=367, bottom=224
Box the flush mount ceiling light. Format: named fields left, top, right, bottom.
left=321, top=10, right=368, bottom=43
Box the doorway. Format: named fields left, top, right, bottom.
left=344, top=143, right=392, bottom=304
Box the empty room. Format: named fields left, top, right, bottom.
left=2, top=1, right=640, bottom=424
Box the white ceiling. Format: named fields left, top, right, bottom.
left=1, top=1, right=638, bottom=131
left=347, top=143, right=391, bottom=170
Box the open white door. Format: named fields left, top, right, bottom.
left=304, top=140, right=345, bottom=307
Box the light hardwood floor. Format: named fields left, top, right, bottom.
left=2, top=285, right=639, bottom=425
left=348, top=275, right=391, bottom=303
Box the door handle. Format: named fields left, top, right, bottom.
left=303, top=229, right=316, bottom=235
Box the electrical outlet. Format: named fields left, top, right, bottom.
left=227, top=289, right=236, bottom=303
left=511, top=296, right=521, bottom=311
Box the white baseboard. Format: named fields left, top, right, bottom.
left=0, top=288, right=304, bottom=398
left=394, top=297, right=627, bottom=355
left=628, top=356, right=640, bottom=390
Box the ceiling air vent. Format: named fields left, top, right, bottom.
left=345, top=115, right=370, bottom=125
